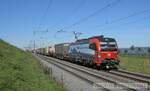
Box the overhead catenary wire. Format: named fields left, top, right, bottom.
left=54, top=29, right=66, bottom=38
left=71, top=0, right=87, bottom=14
left=47, top=0, right=87, bottom=30
left=99, top=15, right=150, bottom=31
left=95, top=8, right=150, bottom=28
left=60, top=0, right=121, bottom=31
left=54, top=0, right=120, bottom=40
left=33, top=0, right=52, bottom=36
left=54, top=30, right=83, bottom=40
left=37, top=0, right=53, bottom=30
left=32, top=0, right=52, bottom=50
left=115, top=16, right=150, bottom=27
left=53, top=0, right=87, bottom=38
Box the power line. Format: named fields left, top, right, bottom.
left=37, top=0, right=52, bottom=30
left=54, top=30, right=83, bottom=40
left=48, top=0, right=87, bottom=39
left=71, top=0, right=87, bottom=14
left=54, top=29, right=66, bottom=38
left=54, top=0, right=120, bottom=41
left=60, top=0, right=121, bottom=30
left=96, top=8, right=150, bottom=28
left=46, top=0, right=87, bottom=30
left=33, top=0, right=52, bottom=50
left=112, top=9, right=150, bottom=23
left=99, top=16, right=150, bottom=30
left=119, top=16, right=150, bottom=26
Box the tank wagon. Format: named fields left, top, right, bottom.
left=48, top=46, right=55, bottom=57
left=68, top=35, right=119, bottom=69
left=35, top=48, right=41, bottom=54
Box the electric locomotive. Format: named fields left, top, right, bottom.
left=68, top=35, right=119, bottom=69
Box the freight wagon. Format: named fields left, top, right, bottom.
left=36, top=47, right=49, bottom=55
left=55, top=43, right=70, bottom=59
left=48, top=46, right=55, bottom=57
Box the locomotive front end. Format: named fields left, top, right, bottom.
left=99, top=38, right=119, bottom=69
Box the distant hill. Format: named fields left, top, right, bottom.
left=0, top=39, right=64, bottom=91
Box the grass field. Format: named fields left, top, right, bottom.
left=119, top=55, right=150, bottom=75
left=0, top=39, right=65, bottom=91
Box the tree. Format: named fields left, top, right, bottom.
left=148, top=48, right=150, bottom=53
left=124, top=49, right=128, bottom=54
left=138, top=47, right=141, bottom=51
left=130, top=45, right=135, bottom=50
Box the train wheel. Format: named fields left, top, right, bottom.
left=83, top=60, right=86, bottom=66
left=93, top=64, right=97, bottom=69
left=88, top=61, right=93, bottom=68
left=112, top=66, right=118, bottom=70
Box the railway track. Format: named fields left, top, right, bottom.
left=35, top=54, right=110, bottom=91
left=109, top=70, right=150, bottom=84
left=36, top=54, right=150, bottom=91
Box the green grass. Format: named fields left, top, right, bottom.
left=119, top=55, right=150, bottom=75
left=0, top=39, right=65, bottom=91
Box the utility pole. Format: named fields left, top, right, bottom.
left=33, top=31, right=36, bottom=53
left=34, top=40, right=35, bottom=52
left=33, top=29, right=49, bottom=51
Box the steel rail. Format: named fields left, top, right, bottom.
left=38, top=54, right=138, bottom=91
left=34, top=54, right=110, bottom=91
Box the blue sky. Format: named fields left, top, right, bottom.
left=0, top=0, right=150, bottom=49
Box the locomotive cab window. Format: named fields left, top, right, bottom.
left=89, top=43, right=96, bottom=50
left=100, top=40, right=117, bottom=51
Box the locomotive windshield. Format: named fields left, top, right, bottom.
left=100, top=39, right=117, bottom=51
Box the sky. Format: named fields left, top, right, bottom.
left=0, top=0, right=150, bottom=49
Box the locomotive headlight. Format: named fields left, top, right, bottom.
left=106, top=65, right=109, bottom=69
left=107, top=53, right=111, bottom=56
left=98, top=55, right=101, bottom=58
left=98, top=53, right=101, bottom=58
